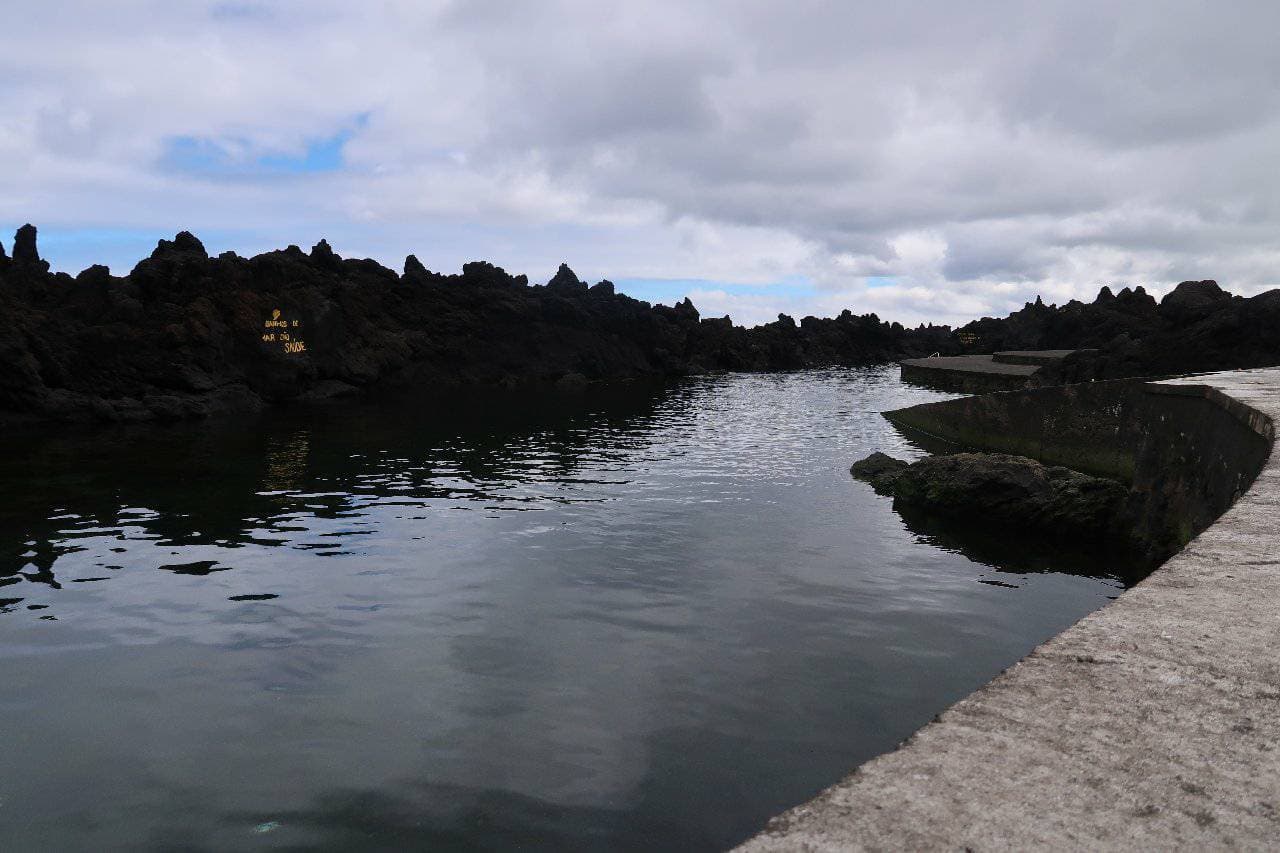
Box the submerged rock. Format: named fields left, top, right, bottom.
left=852, top=451, right=1130, bottom=546
left=849, top=452, right=909, bottom=493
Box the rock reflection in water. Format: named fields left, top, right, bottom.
left=0, top=368, right=1123, bottom=851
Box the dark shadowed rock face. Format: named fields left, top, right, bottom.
left=13, top=224, right=45, bottom=269
left=955, top=279, right=1280, bottom=382
left=403, top=254, right=428, bottom=278
left=849, top=452, right=908, bottom=493
left=1159, top=279, right=1229, bottom=318
left=852, top=452, right=1130, bottom=547
left=0, top=226, right=958, bottom=425
left=151, top=231, right=207, bottom=258
left=546, top=262, right=585, bottom=292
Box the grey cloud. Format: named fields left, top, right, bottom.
left=3, top=0, right=1280, bottom=323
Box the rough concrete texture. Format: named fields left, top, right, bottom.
left=993, top=349, right=1094, bottom=366
left=901, top=355, right=1042, bottom=393
left=884, top=378, right=1145, bottom=482
left=737, top=367, right=1280, bottom=852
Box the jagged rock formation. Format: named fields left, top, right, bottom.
left=12, top=224, right=44, bottom=268
left=0, top=226, right=956, bottom=424
left=955, top=280, right=1280, bottom=382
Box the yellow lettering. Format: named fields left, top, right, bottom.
left=263, top=310, right=307, bottom=354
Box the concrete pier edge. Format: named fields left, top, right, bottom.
left=736, top=367, right=1280, bottom=851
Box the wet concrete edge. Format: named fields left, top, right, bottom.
left=735, top=367, right=1280, bottom=851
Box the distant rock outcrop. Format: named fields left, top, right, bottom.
left=955, top=279, right=1280, bottom=383
left=403, top=254, right=428, bottom=278
left=0, top=225, right=957, bottom=425
left=1157, top=279, right=1231, bottom=322
left=12, top=224, right=48, bottom=272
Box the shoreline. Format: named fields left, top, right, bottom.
left=738, top=367, right=1280, bottom=850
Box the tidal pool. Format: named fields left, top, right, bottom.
left=0, top=368, right=1124, bottom=850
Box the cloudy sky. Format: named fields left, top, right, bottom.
left=2, top=1, right=1279, bottom=326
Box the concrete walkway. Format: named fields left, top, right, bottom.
left=737, top=368, right=1280, bottom=851
left=899, top=350, right=1096, bottom=393
left=899, top=355, right=1037, bottom=392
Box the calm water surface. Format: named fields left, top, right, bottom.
left=0, top=368, right=1124, bottom=851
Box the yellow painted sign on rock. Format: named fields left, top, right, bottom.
left=262, top=308, right=307, bottom=354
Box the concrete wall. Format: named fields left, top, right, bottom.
left=1134, top=382, right=1274, bottom=554
left=737, top=367, right=1280, bottom=851
left=885, top=378, right=1146, bottom=482
left=900, top=360, right=1035, bottom=394
left=884, top=377, right=1273, bottom=558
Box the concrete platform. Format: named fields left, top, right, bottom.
left=737, top=368, right=1280, bottom=851
left=993, top=349, right=1094, bottom=367
left=900, top=349, right=1094, bottom=393
left=900, top=354, right=1041, bottom=392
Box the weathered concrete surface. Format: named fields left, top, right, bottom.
left=884, top=378, right=1145, bottom=482
left=901, top=355, right=1041, bottom=393
left=900, top=350, right=1090, bottom=393
left=737, top=367, right=1280, bottom=852
left=883, top=375, right=1273, bottom=565
left=993, top=349, right=1096, bottom=366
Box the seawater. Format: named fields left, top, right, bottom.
left=0, top=368, right=1123, bottom=851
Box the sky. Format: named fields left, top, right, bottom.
left=2, top=1, right=1279, bottom=327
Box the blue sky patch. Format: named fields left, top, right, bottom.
left=8, top=225, right=254, bottom=274
left=210, top=2, right=275, bottom=22
left=613, top=276, right=816, bottom=305
left=161, top=115, right=367, bottom=178
left=864, top=276, right=900, bottom=289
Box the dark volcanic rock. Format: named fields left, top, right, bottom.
left=849, top=452, right=909, bottom=493
left=12, top=223, right=48, bottom=272
left=152, top=231, right=208, bottom=258
left=1158, top=279, right=1230, bottom=322
left=310, top=239, right=344, bottom=273
left=953, top=277, right=1280, bottom=383
left=546, top=262, right=587, bottom=293
left=854, top=452, right=1130, bottom=546
left=403, top=254, right=428, bottom=278
left=0, top=224, right=959, bottom=425
left=13, top=223, right=38, bottom=263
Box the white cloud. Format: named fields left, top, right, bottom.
left=2, top=0, right=1279, bottom=325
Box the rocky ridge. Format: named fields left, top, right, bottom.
left=954, top=279, right=1280, bottom=382
left=0, top=225, right=956, bottom=425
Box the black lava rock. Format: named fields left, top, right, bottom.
left=849, top=452, right=909, bottom=493
left=0, top=224, right=958, bottom=425
left=404, top=254, right=428, bottom=278
left=854, top=452, right=1131, bottom=546
left=954, top=276, right=1280, bottom=382
left=13, top=223, right=44, bottom=268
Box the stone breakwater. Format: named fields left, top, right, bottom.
left=0, top=225, right=956, bottom=425
left=739, top=368, right=1280, bottom=851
